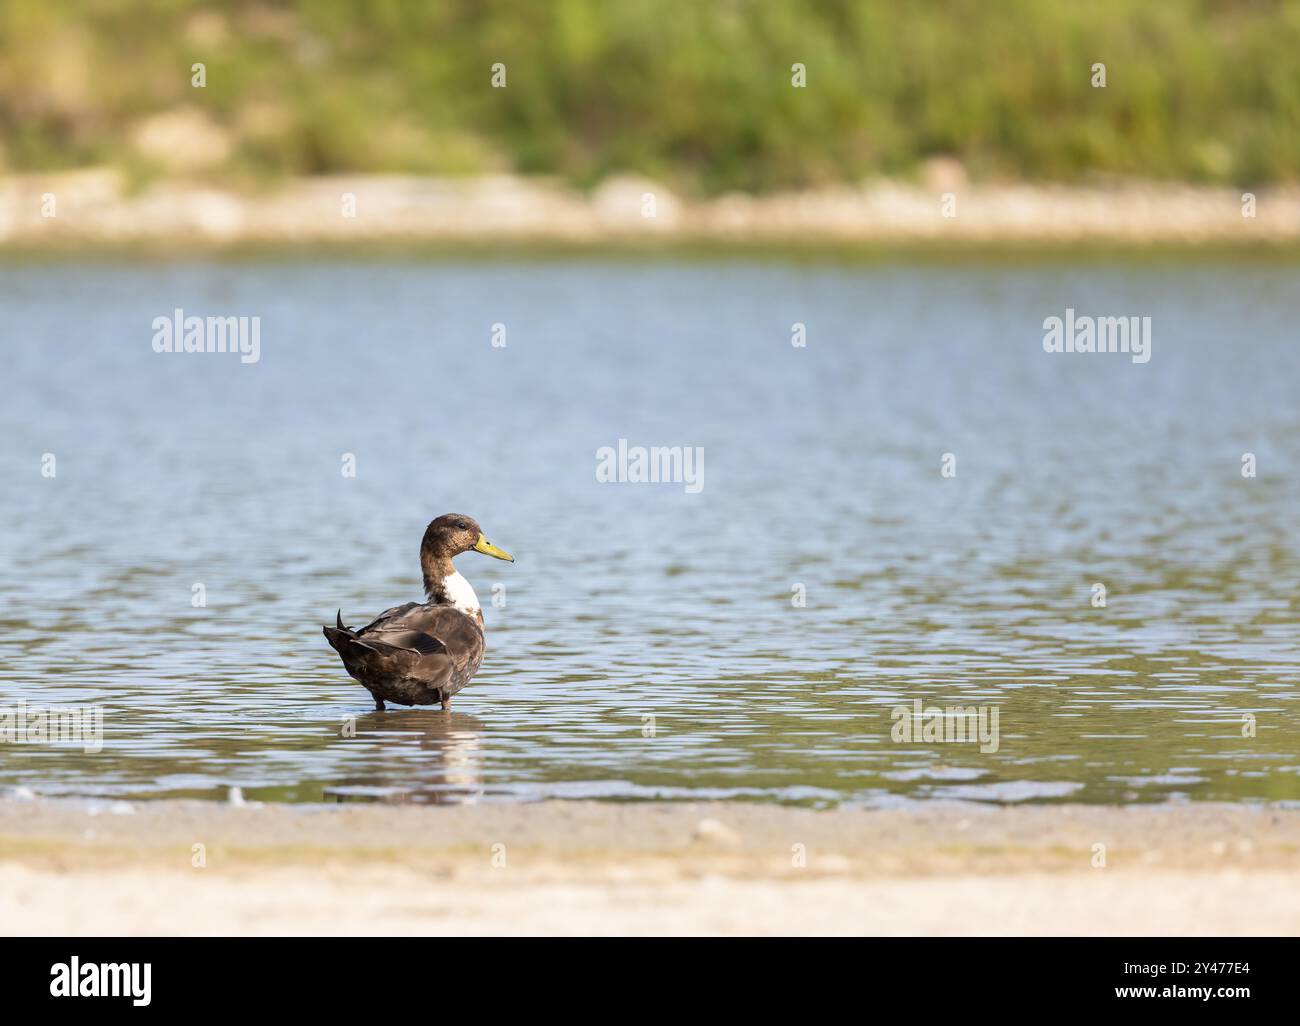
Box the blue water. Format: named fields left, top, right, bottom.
left=2, top=257, right=1298, bottom=806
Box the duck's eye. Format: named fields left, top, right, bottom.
left=457, top=521, right=469, bottom=530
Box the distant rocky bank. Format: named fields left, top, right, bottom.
left=3, top=170, right=1297, bottom=251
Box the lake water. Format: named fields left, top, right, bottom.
left=2, top=256, right=1298, bottom=806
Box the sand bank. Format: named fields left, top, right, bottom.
left=2, top=798, right=1297, bottom=935
left=3, top=171, right=1298, bottom=251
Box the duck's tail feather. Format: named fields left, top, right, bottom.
left=323, top=610, right=358, bottom=654
left=323, top=626, right=415, bottom=668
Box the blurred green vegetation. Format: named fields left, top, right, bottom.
left=0, top=0, right=1297, bottom=192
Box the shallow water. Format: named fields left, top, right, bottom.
left=2, top=256, right=1298, bottom=806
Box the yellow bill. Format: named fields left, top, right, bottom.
left=473, top=533, right=514, bottom=562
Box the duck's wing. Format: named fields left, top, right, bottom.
left=353, top=602, right=446, bottom=655
left=363, top=602, right=421, bottom=627
left=327, top=603, right=482, bottom=682
left=358, top=604, right=483, bottom=659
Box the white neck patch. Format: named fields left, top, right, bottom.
left=441, top=570, right=481, bottom=616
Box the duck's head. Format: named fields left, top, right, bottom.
left=421, top=513, right=514, bottom=563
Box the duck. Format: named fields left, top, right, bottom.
left=323, top=514, right=514, bottom=711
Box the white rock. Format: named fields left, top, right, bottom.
left=692, top=818, right=742, bottom=846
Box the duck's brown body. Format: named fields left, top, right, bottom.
left=323, top=514, right=513, bottom=710
left=324, top=602, right=485, bottom=707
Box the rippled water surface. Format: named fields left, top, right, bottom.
left=2, top=257, right=1298, bottom=806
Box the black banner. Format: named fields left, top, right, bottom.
left=0, top=937, right=1290, bottom=1014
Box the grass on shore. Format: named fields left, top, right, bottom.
left=2, top=0, right=1298, bottom=194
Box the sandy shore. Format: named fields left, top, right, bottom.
left=3, top=170, right=1299, bottom=250
left=2, top=798, right=1298, bottom=935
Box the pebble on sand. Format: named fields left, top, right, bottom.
left=692, top=818, right=742, bottom=846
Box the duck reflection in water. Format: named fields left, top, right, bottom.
left=326, top=709, right=488, bottom=805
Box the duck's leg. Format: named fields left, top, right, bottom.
left=374, top=697, right=386, bottom=711
left=440, top=695, right=452, bottom=712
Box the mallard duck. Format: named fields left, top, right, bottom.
left=324, top=514, right=514, bottom=711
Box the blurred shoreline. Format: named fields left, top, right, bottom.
left=4, top=797, right=1298, bottom=935
left=4, top=170, right=1299, bottom=253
